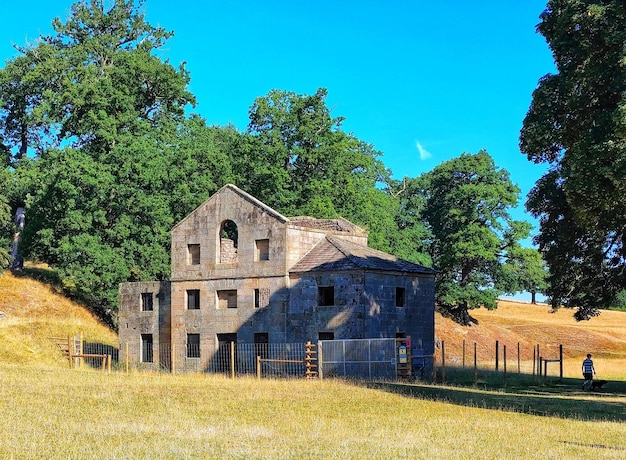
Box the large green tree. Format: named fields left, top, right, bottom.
left=239, top=88, right=407, bottom=256
left=0, top=1, right=231, bottom=319
left=520, top=0, right=626, bottom=319
left=499, top=247, right=548, bottom=304
left=417, top=151, right=531, bottom=324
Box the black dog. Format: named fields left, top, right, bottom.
left=590, top=380, right=607, bottom=391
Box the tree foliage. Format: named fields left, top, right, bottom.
left=0, top=2, right=544, bottom=324
left=416, top=151, right=531, bottom=323
left=520, top=0, right=626, bottom=319
left=240, top=88, right=407, bottom=256
left=0, top=1, right=221, bottom=319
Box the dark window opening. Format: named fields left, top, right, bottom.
left=141, top=292, right=153, bottom=311
left=318, top=331, right=334, bottom=341
left=188, top=244, right=201, bottom=265
left=255, top=239, right=270, bottom=261
left=395, top=287, right=406, bottom=307
left=217, top=290, right=237, bottom=309
left=187, top=289, right=200, bottom=310
left=187, top=333, right=200, bottom=358
left=217, top=333, right=237, bottom=345
left=216, top=333, right=238, bottom=374
left=318, top=286, right=335, bottom=306
left=141, top=334, right=153, bottom=363
left=254, top=332, right=269, bottom=359
left=254, top=289, right=260, bottom=308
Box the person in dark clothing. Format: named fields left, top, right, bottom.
left=581, top=353, right=596, bottom=391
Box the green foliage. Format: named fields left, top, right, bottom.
left=499, top=247, right=548, bottom=303
left=239, top=88, right=414, bottom=258
left=0, top=1, right=220, bottom=319
left=520, top=0, right=626, bottom=319
left=417, top=151, right=530, bottom=322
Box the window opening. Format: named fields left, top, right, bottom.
left=318, top=286, right=335, bottom=306
left=187, top=289, right=200, bottom=310
left=254, top=332, right=269, bottom=359
left=318, top=331, right=334, bottom=341
left=217, top=290, right=237, bottom=309
left=187, top=244, right=200, bottom=265
left=395, top=287, right=406, bottom=307
left=141, top=292, right=153, bottom=311
left=141, top=334, right=153, bottom=363
left=219, top=220, right=238, bottom=264
left=216, top=333, right=237, bottom=374
left=255, top=239, right=270, bottom=261
left=187, top=333, right=200, bottom=358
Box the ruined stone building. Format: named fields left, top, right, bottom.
left=119, top=184, right=435, bottom=372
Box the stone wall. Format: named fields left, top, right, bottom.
left=118, top=281, right=171, bottom=368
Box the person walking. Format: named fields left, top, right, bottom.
left=581, top=354, right=595, bottom=391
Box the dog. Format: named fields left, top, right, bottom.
left=589, top=380, right=607, bottom=392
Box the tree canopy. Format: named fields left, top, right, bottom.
left=414, top=151, right=531, bottom=324
left=520, top=0, right=626, bottom=319
left=0, top=1, right=544, bottom=323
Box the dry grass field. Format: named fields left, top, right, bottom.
left=0, top=268, right=118, bottom=366
left=1, top=268, right=625, bottom=459
left=435, top=300, right=626, bottom=380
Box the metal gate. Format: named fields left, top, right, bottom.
left=319, top=338, right=397, bottom=379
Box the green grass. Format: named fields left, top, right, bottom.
left=1, top=364, right=625, bottom=459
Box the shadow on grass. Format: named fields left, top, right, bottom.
left=365, top=370, right=626, bottom=422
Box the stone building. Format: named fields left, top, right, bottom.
left=118, top=184, right=435, bottom=373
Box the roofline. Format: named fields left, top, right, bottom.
left=171, top=184, right=289, bottom=231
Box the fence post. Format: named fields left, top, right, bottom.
left=539, top=356, right=543, bottom=378
left=171, top=342, right=176, bottom=374
left=257, top=355, right=261, bottom=380
left=318, top=341, right=324, bottom=380
left=495, top=340, right=499, bottom=372
left=441, top=340, right=446, bottom=384
left=108, top=354, right=112, bottom=374
left=532, top=346, right=536, bottom=380
left=536, top=345, right=540, bottom=377
left=473, top=342, right=477, bottom=384
left=79, top=332, right=84, bottom=368
left=503, top=345, right=507, bottom=385
left=230, top=341, right=235, bottom=379
left=68, top=335, right=73, bottom=369
left=559, top=344, right=563, bottom=382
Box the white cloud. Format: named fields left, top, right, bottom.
left=416, top=141, right=432, bottom=160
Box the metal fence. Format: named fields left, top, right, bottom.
left=123, top=341, right=309, bottom=376
left=319, top=338, right=398, bottom=379
left=432, top=339, right=565, bottom=382
left=79, top=338, right=436, bottom=381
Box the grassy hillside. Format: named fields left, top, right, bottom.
left=435, top=300, right=626, bottom=380
left=0, top=268, right=118, bottom=367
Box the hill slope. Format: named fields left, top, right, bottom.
left=1, top=268, right=625, bottom=377
left=0, top=269, right=118, bottom=367
left=435, top=299, right=626, bottom=379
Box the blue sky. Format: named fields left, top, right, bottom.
left=2, top=1, right=557, bottom=301
left=2, top=2, right=555, bottom=225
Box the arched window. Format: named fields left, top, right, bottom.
left=219, top=220, right=238, bottom=264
